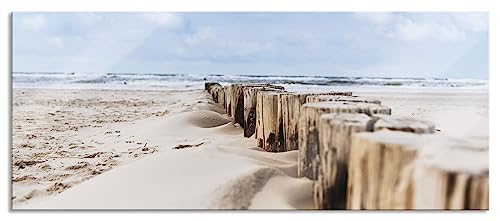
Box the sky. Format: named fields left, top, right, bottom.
left=12, top=12, right=489, bottom=79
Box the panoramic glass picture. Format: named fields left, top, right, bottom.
left=11, top=12, right=488, bottom=210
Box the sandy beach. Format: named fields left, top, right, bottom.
left=11, top=86, right=488, bottom=209
left=12, top=88, right=208, bottom=205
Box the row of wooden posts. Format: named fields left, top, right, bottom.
left=204, top=82, right=489, bottom=210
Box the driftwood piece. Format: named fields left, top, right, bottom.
left=306, top=95, right=381, bottom=105
left=173, top=142, right=205, bottom=149
left=298, top=102, right=391, bottom=180
left=413, top=138, right=489, bottom=210
left=315, top=114, right=434, bottom=209
left=280, top=91, right=353, bottom=151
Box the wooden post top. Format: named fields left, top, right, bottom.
left=417, top=136, right=488, bottom=175
left=302, top=101, right=391, bottom=114
left=319, top=113, right=372, bottom=126
left=373, top=115, right=435, bottom=133
left=281, top=91, right=353, bottom=96
left=354, top=130, right=424, bottom=150
left=257, top=90, right=285, bottom=95
left=305, top=95, right=381, bottom=105
left=354, top=130, right=489, bottom=175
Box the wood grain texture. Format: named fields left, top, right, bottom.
left=243, top=86, right=284, bottom=138
left=280, top=92, right=353, bottom=152
left=314, top=113, right=372, bottom=209
left=298, top=102, right=391, bottom=180
left=348, top=131, right=423, bottom=209
left=315, top=115, right=434, bottom=209
left=256, top=91, right=284, bottom=152
left=348, top=132, right=488, bottom=210
left=413, top=138, right=489, bottom=209
left=223, top=86, right=233, bottom=116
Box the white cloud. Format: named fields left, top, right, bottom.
left=184, top=27, right=213, bottom=46
left=355, top=12, right=487, bottom=42
left=386, top=18, right=466, bottom=42
left=19, top=14, right=47, bottom=32
left=223, top=40, right=273, bottom=57
left=353, top=12, right=395, bottom=25
left=48, top=36, right=64, bottom=47
left=452, top=13, right=488, bottom=32
left=140, top=12, right=183, bottom=27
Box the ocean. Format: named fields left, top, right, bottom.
left=12, top=72, right=488, bottom=93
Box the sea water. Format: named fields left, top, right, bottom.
left=12, top=72, right=488, bottom=93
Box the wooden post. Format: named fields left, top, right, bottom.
left=217, top=86, right=225, bottom=104
left=298, top=102, right=391, bottom=180
left=315, top=114, right=434, bottom=209
left=230, top=84, right=244, bottom=125
left=230, top=84, right=284, bottom=127
left=373, top=115, right=436, bottom=133
left=347, top=131, right=488, bottom=210
left=314, top=113, right=372, bottom=210
left=256, top=90, right=285, bottom=152
left=280, top=93, right=308, bottom=151
left=306, top=95, right=381, bottom=105
left=204, top=82, right=222, bottom=103
left=280, top=91, right=354, bottom=151
left=243, top=86, right=283, bottom=137
left=223, top=86, right=233, bottom=116
left=209, top=85, right=223, bottom=104
left=413, top=139, right=488, bottom=210
left=243, top=87, right=261, bottom=137
left=204, top=82, right=221, bottom=91
left=348, top=130, right=424, bottom=209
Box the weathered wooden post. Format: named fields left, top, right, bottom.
left=347, top=131, right=488, bottom=210
left=314, top=113, right=372, bottom=210
left=255, top=90, right=284, bottom=152
left=230, top=84, right=284, bottom=127
left=314, top=114, right=434, bottom=209
left=223, top=85, right=233, bottom=116
left=230, top=84, right=245, bottom=125
left=306, top=95, right=381, bottom=105
left=413, top=139, right=489, bottom=210
left=217, top=86, right=225, bottom=104
left=209, top=84, right=223, bottom=104
left=348, top=130, right=424, bottom=209
left=280, top=92, right=353, bottom=151
left=204, top=82, right=221, bottom=92
left=298, top=102, right=391, bottom=180
left=243, top=86, right=284, bottom=137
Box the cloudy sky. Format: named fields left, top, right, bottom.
left=13, top=12, right=488, bottom=79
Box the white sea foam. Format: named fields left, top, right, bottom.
left=12, top=72, right=488, bottom=92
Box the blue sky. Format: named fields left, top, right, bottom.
left=13, top=12, right=488, bottom=79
